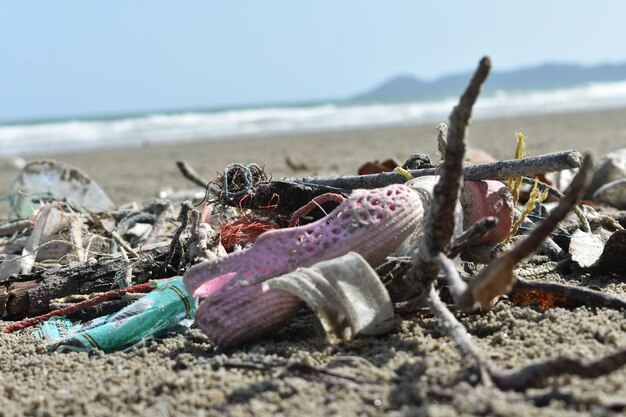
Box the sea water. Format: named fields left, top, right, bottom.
left=2, top=80, right=626, bottom=157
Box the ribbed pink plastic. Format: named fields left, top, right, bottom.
left=184, top=184, right=424, bottom=346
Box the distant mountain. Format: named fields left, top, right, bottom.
left=354, top=62, right=626, bottom=101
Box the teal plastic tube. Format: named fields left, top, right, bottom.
left=35, top=277, right=196, bottom=352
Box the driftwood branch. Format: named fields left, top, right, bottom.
left=0, top=246, right=171, bottom=318
left=0, top=219, right=33, bottom=237
left=294, top=150, right=582, bottom=191
left=408, top=56, right=491, bottom=290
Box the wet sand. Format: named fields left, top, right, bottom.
left=2, top=108, right=626, bottom=416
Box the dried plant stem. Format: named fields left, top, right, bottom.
left=153, top=201, right=193, bottom=279
left=428, top=280, right=626, bottom=392
left=488, top=347, right=626, bottom=391
left=176, top=160, right=210, bottom=188
left=145, top=201, right=173, bottom=245
left=426, top=285, right=493, bottom=386
left=222, top=359, right=380, bottom=388
left=459, top=155, right=593, bottom=311
left=436, top=123, right=448, bottom=160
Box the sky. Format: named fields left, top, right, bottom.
left=2, top=1, right=626, bottom=122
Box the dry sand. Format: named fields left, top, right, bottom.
left=2, top=108, right=626, bottom=416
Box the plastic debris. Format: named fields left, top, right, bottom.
left=461, top=180, right=514, bottom=244
left=263, top=252, right=395, bottom=341
left=36, top=278, right=195, bottom=352
left=184, top=184, right=423, bottom=346
left=10, top=160, right=115, bottom=217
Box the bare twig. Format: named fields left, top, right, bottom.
left=409, top=56, right=491, bottom=288
left=152, top=201, right=193, bottom=279
left=436, top=122, right=448, bottom=161
left=448, top=216, right=499, bottom=258
left=433, top=253, right=467, bottom=304
left=426, top=277, right=626, bottom=392
left=459, top=154, right=593, bottom=311
left=176, top=160, right=210, bottom=188
left=145, top=200, right=173, bottom=245
left=426, top=285, right=493, bottom=386
left=488, top=346, right=626, bottom=391
left=222, top=359, right=381, bottom=389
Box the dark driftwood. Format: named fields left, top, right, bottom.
left=0, top=246, right=171, bottom=318
left=232, top=180, right=347, bottom=216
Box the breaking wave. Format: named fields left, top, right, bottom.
left=2, top=80, right=626, bottom=156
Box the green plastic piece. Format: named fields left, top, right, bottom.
left=37, top=278, right=196, bottom=352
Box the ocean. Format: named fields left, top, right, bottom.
left=2, top=80, right=626, bottom=157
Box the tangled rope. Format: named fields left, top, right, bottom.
left=222, top=163, right=265, bottom=203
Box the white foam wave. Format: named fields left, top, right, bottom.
left=2, top=80, right=626, bottom=156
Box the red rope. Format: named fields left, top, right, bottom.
left=219, top=216, right=277, bottom=251
left=288, top=193, right=346, bottom=227
left=2, top=282, right=155, bottom=333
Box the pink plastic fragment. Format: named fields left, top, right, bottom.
left=461, top=180, right=514, bottom=245
left=183, top=184, right=423, bottom=346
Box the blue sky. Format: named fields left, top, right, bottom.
left=2, top=1, right=625, bottom=122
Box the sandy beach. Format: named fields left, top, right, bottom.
left=2, top=108, right=626, bottom=416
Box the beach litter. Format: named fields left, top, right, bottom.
left=33, top=277, right=195, bottom=352
left=263, top=251, right=395, bottom=342
left=10, top=159, right=115, bottom=218
left=184, top=184, right=423, bottom=346
left=2, top=56, right=626, bottom=398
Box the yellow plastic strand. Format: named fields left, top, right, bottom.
left=505, top=178, right=549, bottom=243
left=394, top=167, right=414, bottom=181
